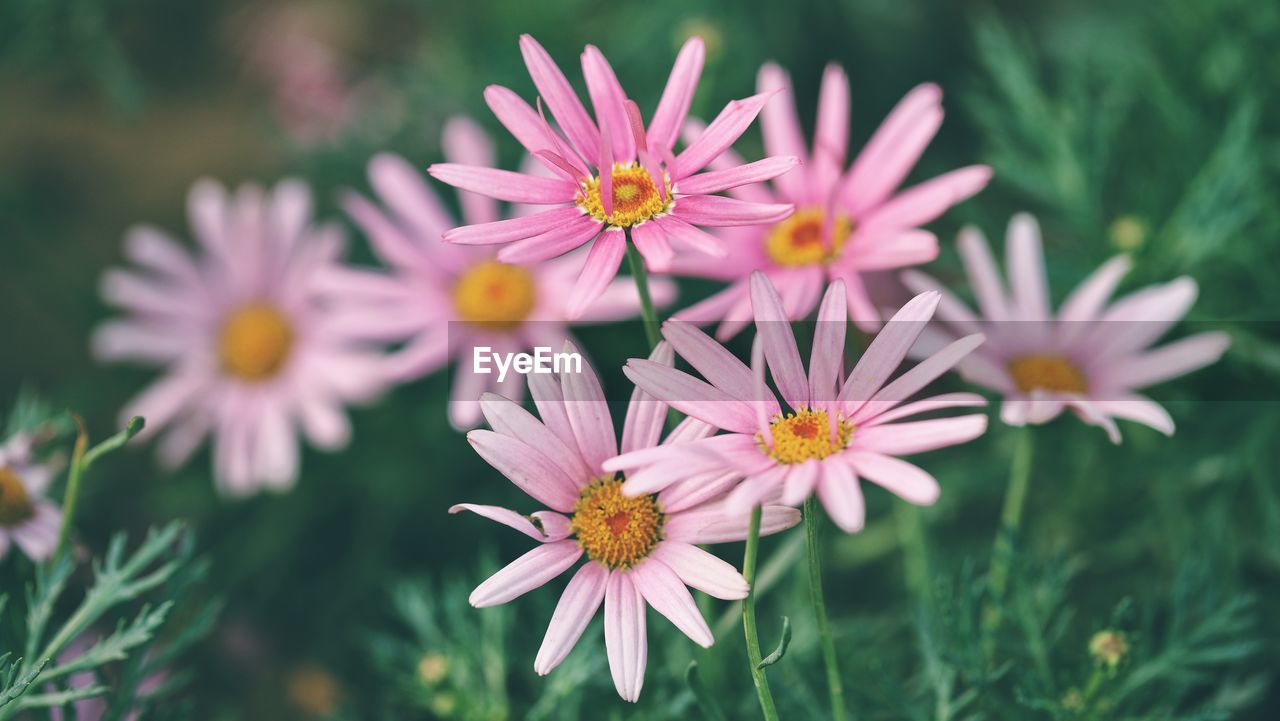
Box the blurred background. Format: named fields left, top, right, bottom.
left=2, top=0, right=1279, bottom=718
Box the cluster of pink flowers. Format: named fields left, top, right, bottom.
left=90, top=34, right=1228, bottom=703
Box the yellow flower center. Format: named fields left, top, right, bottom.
left=764, top=207, right=852, bottom=267
left=453, top=261, right=537, bottom=330
left=570, top=478, right=665, bottom=569
left=577, top=163, right=672, bottom=228
left=1008, top=355, right=1088, bottom=395
left=219, top=303, right=295, bottom=381
left=761, top=408, right=854, bottom=464
left=0, top=467, right=35, bottom=527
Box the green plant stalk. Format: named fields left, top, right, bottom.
left=742, top=506, right=780, bottom=721
left=895, top=502, right=931, bottom=602
left=804, top=497, right=847, bottom=721
left=624, top=238, right=662, bottom=348
left=982, top=426, right=1036, bottom=651
left=54, top=416, right=144, bottom=560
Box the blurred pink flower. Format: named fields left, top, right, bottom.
left=429, top=35, right=798, bottom=317
left=93, top=180, right=386, bottom=496
left=607, top=272, right=988, bottom=534
left=673, top=64, right=991, bottom=339
left=334, top=117, right=675, bottom=429
left=0, top=432, right=61, bottom=562
left=903, top=214, right=1231, bottom=442
left=451, top=343, right=800, bottom=701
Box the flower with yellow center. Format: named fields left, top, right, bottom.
left=1008, top=355, right=1088, bottom=395
left=219, top=303, right=295, bottom=381
left=452, top=261, right=537, bottom=330
left=577, top=163, right=672, bottom=229
left=570, top=478, right=664, bottom=569
left=764, top=207, right=852, bottom=267
left=761, top=408, right=855, bottom=465
left=0, top=467, right=35, bottom=527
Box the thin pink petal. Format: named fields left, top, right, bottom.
left=631, top=559, right=713, bottom=647
left=809, top=281, right=849, bottom=404
left=1104, top=332, right=1231, bottom=390
left=630, top=221, right=674, bottom=272
left=560, top=341, right=618, bottom=472
left=429, top=164, right=576, bottom=204
left=843, top=83, right=943, bottom=214
left=675, top=91, right=776, bottom=178
left=466, top=430, right=581, bottom=512
left=623, top=360, right=759, bottom=434
left=677, top=156, right=801, bottom=196
left=443, top=206, right=585, bottom=245
left=650, top=542, right=748, bottom=600
left=567, top=231, right=626, bottom=318
left=582, top=45, right=635, bottom=162
left=535, top=562, right=609, bottom=674
left=781, top=460, right=821, bottom=507
left=648, top=37, right=705, bottom=151
left=757, top=63, right=808, bottom=201
left=604, top=571, right=647, bottom=702
left=660, top=320, right=761, bottom=403
left=443, top=116, right=500, bottom=225
left=811, top=63, right=851, bottom=194
left=519, top=35, right=600, bottom=162
left=479, top=393, right=592, bottom=481
left=848, top=451, right=940, bottom=505
left=853, top=333, right=986, bottom=422
left=674, top=196, right=793, bottom=227
left=750, top=272, right=810, bottom=407
left=815, top=460, right=865, bottom=533
left=957, top=226, right=1009, bottom=321
left=621, top=342, right=674, bottom=454
left=497, top=214, right=602, bottom=263
left=1006, top=213, right=1050, bottom=321
left=468, top=540, right=582, bottom=607
left=855, top=415, right=987, bottom=456
left=449, top=503, right=571, bottom=542
left=847, top=230, right=939, bottom=272
left=859, top=166, right=992, bottom=231
left=1088, top=394, right=1175, bottom=436
left=837, top=291, right=940, bottom=410
left=652, top=215, right=727, bottom=256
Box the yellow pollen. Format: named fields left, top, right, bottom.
left=577, top=163, right=672, bottom=228
left=0, top=467, right=35, bottom=527
left=452, top=261, right=537, bottom=330
left=219, top=303, right=294, bottom=381
left=761, top=408, right=854, bottom=464
left=1008, top=355, right=1088, bottom=395
left=764, top=207, right=852, bottom=267
left=570, top=478, right=664, bottom=569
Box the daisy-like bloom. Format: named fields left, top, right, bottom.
left=606, top=272, right=989, bottom=533
left=93, top=179, right=386, bottom=495
left=902, top=214, right=1231, bottom=442
left=333, top=117, right=673, bottom=429
left=0, top=432, right=62, bottom=562
left=451, top=343, right=800, bottom=701
left=672, top=63, right=991, bottom=339
left=429, top=35, right=799, bottom=317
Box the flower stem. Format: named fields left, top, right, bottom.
left=623, top=238, right=662, bottom=348
left=742, top=505, right=780, bottom=721
left=804, top=497, right=847, bottom=721
left=982, top=426, right=1036, bottom=654
left=55, top=415, right=145, bottom=560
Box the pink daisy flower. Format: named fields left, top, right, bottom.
left=672, top=63, right=991, bottom=339
left=902, top=213, right=1231, bottom=442
left=451, top=343, right=800, bottom=701
left=332, top=117, right=674, bottom=429
left=0, top=432, right=62, bottom=562
left=606, top=272, right=989, bottom=533
left=428, top=35, right=799, bottom=317
left=93, top=179, right=386, bottom=496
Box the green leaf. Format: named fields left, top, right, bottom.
left=756, top=616, right=791, bottom=670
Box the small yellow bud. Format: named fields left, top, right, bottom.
left=417, top=652, right=449, bottom=686
left=1089, top=629, right=1129, bottom=670
left=1109, top=216, right=1146, bottom=251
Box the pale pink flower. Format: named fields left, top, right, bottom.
left=429, top=35, right=799, bottom=317
left=451, top=343, right=800, bottom=701
left=902, top=214, right=1231, bottom=442
left=93, top=180, right=386, bottom=496
left=606, top=272, right=988, bottom=534
left=332, top=117, right=674, bottom=429
left=672, top=63, right=991, bottom=339
left=0, top=432, right=61, bottom=562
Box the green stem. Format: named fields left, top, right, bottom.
left=982, top=426, right=1036, bottom=654
left=54, top=415, right=144, bottom=560
left=742, top=506, right=780, bottom=721
left=804, top=497, right=847, bottom=721
left=895, top=502, right=932, bottom=603
left=623, top=238, right=662, bottom=348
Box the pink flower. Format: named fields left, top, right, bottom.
left=902, top=214, right=1231, bottom=442
left=0, top=432, right=61, bottom=562
left=93, top=180, right=386, bottom=496
left=451, top=343, right=800, bottom=701
left=672, top=64, right=991, bottom=339
left=428, top=35, right=799, bottom=317
left=332, top=117, right=674, bottom=429
left=606, top=272, right=988, bottom=534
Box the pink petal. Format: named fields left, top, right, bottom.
left=519, top=35, right=601, bottom=162
left=604, top=571, right=648, bottom=702
left=674, top=195, right=793, bottom=227
left=660, top=320, right=761, bottom=403
left=1103, top=331, right=1230, bottom=390
left=560, top=341, right=618, bottom=473
left=468, top=540, right=582, bottom=607
left=811, top=63, right=851, bottom=194
left=859, top=166, right=992, bottom=231
left=853, top=333, right=986, bottom=422
left=368, top=154, right=456, bottom=241
left=862, top=392, right=988, bottom=426
left=815, top=460, right=865, bottom=533
left=339, top=191, right=428, bottom=270
left=623, top=360, right=759, bottom=434
left=440, top=206, right=581, bottom=245
left=528, top=371, right=578, bottom=448
left=652, top=215, right=727, bottom=256
left=756, top=64, right=808, bottom=201
left=496, top=214, right=602, bottom=263
left=621, top=342, right=675, bottom=454
left=750, top=272, right=810, bottom=408
left=631, top=559, right=714, bottom=647
left=650, top=542, right=748, bottom=600
left=837, top=291, right=940, bottom=410
left=847, top=230, right=939, bottom=272
left=566, top=231, right=626, bottom=318
left=485, top=85, right=590, bottom=177
left=648, top=37, right=706, bottom=151
left=666, top=502, right=802, bottom=543
left=443, top=116, right=500, bottom=225
left=449, top=503, right=572, bottom=542
left=676, top=156, right=801, bottom=196
left=535, top=562, right=609, bottom=674
left=1006, top=213, right=1050, bottom=321
left=781, top=460, right=821, bottom=507
left=1091, top=277, right=1199, bottom=359
left=1056, top=255, right=1133, bottom=324
left=656, top=469, right=743, bottom=514
left=957, top=226, right=1009, bottom=321
left=428, top=164, right=576, bottom=204
left=855, top=415, right=987, bottom=456
left=675, top=91, right=776, bottom=178
left=630, top=221, right=674, bottom=272
left=848, top=451, right=940, bottom=505
left=582, top=45, right=635, bottom=163
left=187, top=178, right=229, bottom=252
left=479, top=393, right=592, bottom=482
left=809, top=280, right=848, bottom=404
left=843, top=83, right=944, bottom=214
left=726, top=464, right=789, bottom=516
left=466, top=430, right=582, bottom=512
left=1088, top=394, right=1175, bottom=436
